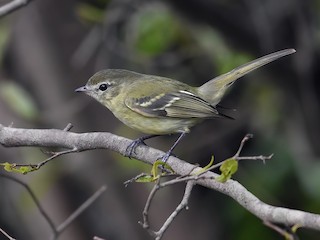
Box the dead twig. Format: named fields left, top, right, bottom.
left=51, top=185, right=107, bottom=240
left=0, top=0, right=33, bottom=18
left=263, top=221, right=299, bottom=240
left=0, top=227, right=16, bottom=240
left=0, top=173, right=56, bottom=234
left=0, top=174, right=107, bottom=240
left=154, top=181, right=195, bottom=240
left=14, top=147, right=78, bottom=170
left=139, top=176, right=196, bottom=240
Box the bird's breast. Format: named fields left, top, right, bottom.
left=111, top=105, right=199, bottom=134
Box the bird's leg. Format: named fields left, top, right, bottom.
left=125, top=134, right=160, bottom=158
left=161, top=132, right=187, bottom=163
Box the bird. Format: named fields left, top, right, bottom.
left=75, top=48, right=296, bottom=163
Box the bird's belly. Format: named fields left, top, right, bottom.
left=114, top=111, right=199, bottom=135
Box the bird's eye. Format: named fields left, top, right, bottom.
left=98, top=83, right=108, bottom=91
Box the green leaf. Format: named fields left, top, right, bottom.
left=193, top=155, right=214, bottom=175
left=203, top=155, right=215, bottom=170
left=291, top=224, right=301, bottom=233
left=216, top=158, right=238, bottom=183
left=2, top=162, right=13, bottom=172
left=151, top=160, right=174, bottom=179
left=135, top=175, right=155, bottom=183
left=0, top=162, right=37, bottom=175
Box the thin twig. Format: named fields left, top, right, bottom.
left=233, top=134, right=272, bottom=163
left=52, top=185, right=107, bottom=239
left=0, top=227, right=16, bottom=240
left=234, top=133, right=253, bottom=157
left=154, top=181, right=195, bottom=240
left=138, top=174, right=197, bottom=239
left=0, top=174, right=107, bottom=240
left=124, top=172, right=181, bottom=187
left=36, top=148, right=78, bottom=168
left=158, top=175, right=208, bottom=188
left=139, top=178, right=196, bottom=240
left=237, top=154, right=273, bottom=163
left=124, top=173, right=149, bottom=187
left=263, top=221, right=298, bottom=240
left=0, top=0, right=33, bottom=18
left=139, top=178, right=160, bottom=237
left=41, top=123, right=74, bottom=156
left=93, top=236, right=106, bottom=240
left=0, top=173, right=57, bottom=234
left=63, top=123, right=73, bottom=132
left=15, top=147, right=78, bottom=170
left=197, top=133, right=270, bottom=176
left=195, top=134, right=254, bottom=176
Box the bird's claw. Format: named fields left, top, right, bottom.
left=159, top=151, right=176, bottom=163
left=161, top=153, right=170, bottom=163
left=125, top=138, right=146, bottom=158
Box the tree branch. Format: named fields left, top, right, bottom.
left=0, top=0, right=33, bottom=18
left=139, top=178, right=195, bottom=240
left=0, top=173, right=56, bottom=234
left=155, top=180, right=195, bottom=240
left=0, top=227, right=16, bottom=240
left=52, top=185, right=107, bottom=240
left=1, top=124, right=320, bottom=231
left=0, top=171, right=107, bottom=240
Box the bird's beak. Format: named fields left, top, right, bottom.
left=75, top=86, right=88, bottom=92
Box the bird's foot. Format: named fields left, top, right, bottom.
left=125, top=135, right=159, bottom=158
left=125, top=137, right=147, bottom=158
left=160, top=151, right=176, bottom=163
left=159, top=132, right=185, bottom=163
left=156, top=151, right=176, bottom=173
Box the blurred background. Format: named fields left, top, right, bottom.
left=0, top=0, right=319, bottom=239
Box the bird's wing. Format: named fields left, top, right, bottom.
left=125, top=90, right=229, bottom=119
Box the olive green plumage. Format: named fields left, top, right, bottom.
left=76, top=49, right=295, bottom=135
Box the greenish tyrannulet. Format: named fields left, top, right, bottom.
left=75, top=49, right=295, bottom=162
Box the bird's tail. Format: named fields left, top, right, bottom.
left=198, top=49, right=296, bottom=106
